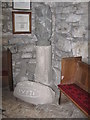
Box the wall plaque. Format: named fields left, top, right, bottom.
left=12, top=12, right=31, bottom=34
left=12, top=0, right=31, bottom=10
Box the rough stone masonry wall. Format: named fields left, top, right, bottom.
left=50, top=2, right=88, bottom=85
left=2, top=2, right=37, bottom=85
left=2, top=2, right=88, bottom=86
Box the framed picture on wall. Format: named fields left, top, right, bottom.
left=12, top=11, right=31, bottom=34
left=12, top=0, right=31, bottom=10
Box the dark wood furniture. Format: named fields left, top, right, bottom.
left=58, top=56, right=90, bottom=117
left=60, top=56, right=82, bottom=85
left=2, top=48, right=13, bottom=91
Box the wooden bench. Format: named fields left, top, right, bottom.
left=58, top=57, right=90, bottom=117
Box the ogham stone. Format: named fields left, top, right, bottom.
left=35, top=45, right=52, bottom=86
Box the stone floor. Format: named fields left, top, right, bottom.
left=1, top=88, right=87, bottom=118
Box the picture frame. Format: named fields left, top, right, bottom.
left=12, top=11, right=31, bottom=34
left=12, top=0, right=31, bottom=10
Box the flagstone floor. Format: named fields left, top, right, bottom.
left=2, top=88, right=87, bottom=118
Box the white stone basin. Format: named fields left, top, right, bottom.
left=14, top=81, right=55, bottom=105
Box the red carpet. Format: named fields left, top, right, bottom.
left=58, top=83, right=90, bottom=115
